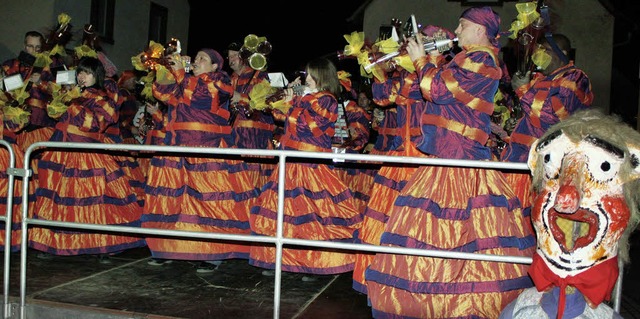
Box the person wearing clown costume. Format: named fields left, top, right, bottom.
left=332, top=70, right=375, bottom=216
left=500, top=109, right=640, bottom=318
left=248, top=58, right=362, bottom=281
left=351, top=24, right=456, bottom=296
left=364, top=7, right=536, bottom=317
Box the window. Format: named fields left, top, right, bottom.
left=148, top=3, right=168, bottom=44
left=90, top=0, right=115, bottom=44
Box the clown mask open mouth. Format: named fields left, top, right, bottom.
left=547, top=206, right=599, bottom=254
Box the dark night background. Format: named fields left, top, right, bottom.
left=186, top=0, right=368, bottom=84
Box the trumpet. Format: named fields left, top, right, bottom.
left=364, top=35, right=457, bottom=71
left=238, top=34, right=272, bottom=71
left=265, top=85, right=306, bottom=104
left=139, top=38, right=182, bottom=70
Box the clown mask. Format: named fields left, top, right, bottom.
left=527, top=111, right=640, bottom=279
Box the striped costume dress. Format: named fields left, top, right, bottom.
left=137, top=103, right=168, bottom=178
left=142, top=68, right=257, bottom=261
left=500, top=62, right=593, bottom=234
left=1, top=57, right=59, bottom=154
left=2, top=57, right=59, bottom=224
left=29, top=86, right=146, bottom=255
left=365, top=46, right=536, bottom=318
left=352, top=66, right=430, bottom=295
left=249, top=90, right=362, bottom=274
left=230, top=67, right=275, bottom=191
left=0, top=109, right=28, bottom=252
left=332, top=98, right=375, bottom=215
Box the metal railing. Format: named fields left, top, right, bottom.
left=0, top=141, right=623, bottom=318
left=1, top=140, right=18, bottom=319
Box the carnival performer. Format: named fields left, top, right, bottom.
left=141, top=48, right=257, bottom=273
left=29, top=57, right=146, bottom=262
left=351, top=25, right=452, bottom=295
left=249, top=58, right=362, bottom=281
left=332, top=70, right=375, bottom=215
left=2, top=31, right=62, bottom=220
left=115, top=70, right=142, bottom=145
left=226, top=41, right=276, bottom=191
left=0, top=79, right=30, bottom=252
left=501, top=33, right=593, bottom=163
left=500, top=109, right=637, bottom=318
left=1, top=31, right=61, bottom=153
left=365, top=7, right=536, bottom=318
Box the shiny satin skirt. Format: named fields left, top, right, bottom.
left=29, top=149, right=146, bottom=255
left=249, top=162, right=363, bottom=274
left=365, top=165, right=536, bottom=318
left=142, top=155, right=259, bottom=261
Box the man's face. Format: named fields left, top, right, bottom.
left=24, top=35, right=42, bottom=56
left=227, top=50, right=243, bottom=73
left=455, top=18, right=482, bottom=47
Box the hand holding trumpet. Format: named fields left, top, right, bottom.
left=406, top=28, right=454, bottom=62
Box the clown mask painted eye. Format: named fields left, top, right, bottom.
left=580, top=137, right=624, bottom=184
left=536, top=132, right=572, bottom=180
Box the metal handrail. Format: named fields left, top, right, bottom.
left=2, top=141, right=620, bottom=318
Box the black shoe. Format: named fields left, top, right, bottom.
left=36, top=252, right=54, bottom=260
left=261, top=270, right=275, bottom=276
left=148, top=258, right=173, bottom=266
left=196, top=261, right=221, bottom=273
left=98, top=254, right=112, bottom=264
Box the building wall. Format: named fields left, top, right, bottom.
left=363, top=0, right=612, bottom=111
left=0, top=0, right=190, bottom=76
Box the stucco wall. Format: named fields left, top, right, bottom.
left=363, top=0, right=612, bottom=111
left=0, top=0, right=190, bottom=76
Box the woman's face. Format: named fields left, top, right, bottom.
left=77, top=70, right=96, bottom=88
left=193, top=51, right=214, bottom=76
left=305, top=72, right=316, bottom=90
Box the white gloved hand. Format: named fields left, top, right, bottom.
left=132, top=106, right=145, bottom=128
left=511, top=71, right=531, bottom=90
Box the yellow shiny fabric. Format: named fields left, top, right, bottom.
left=367, top=166, right=535, bottom=318
left=0, top=144, right=29, bottom=251
left=143, top=156, right=256, bottom=258
left=250, top=163, right=361, bottom=273
left=29, top=150, right=144, bottom=254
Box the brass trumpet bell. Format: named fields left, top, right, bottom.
left=239, top=47, right=253, bottom=60
left=240, top=34, right=271, bottom=71
left=243, top=34, right=260, bottom=51
left=248, top=53, right=267, bottom=71
left=257, top=41, right=272, bottom=55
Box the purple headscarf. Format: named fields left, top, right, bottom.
left=421, top=25, right=455, bottom=40
left=460, top=6, right=501, bottom=47
left=200, top=48, right=224, bottom=69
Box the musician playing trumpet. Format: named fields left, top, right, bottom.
left=249, top=58, right=362, bottom=281
left=141, top=48, right=259, bottom=274
left=501, top=33, right=593, bottom=163
left=352, top=24, right=454, bottom=295
left=226, top=41, right=275, bottom=150
left=365, top=7, right=536, bottom=318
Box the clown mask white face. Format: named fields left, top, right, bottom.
left=528, top=130, right=634, bottom=278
